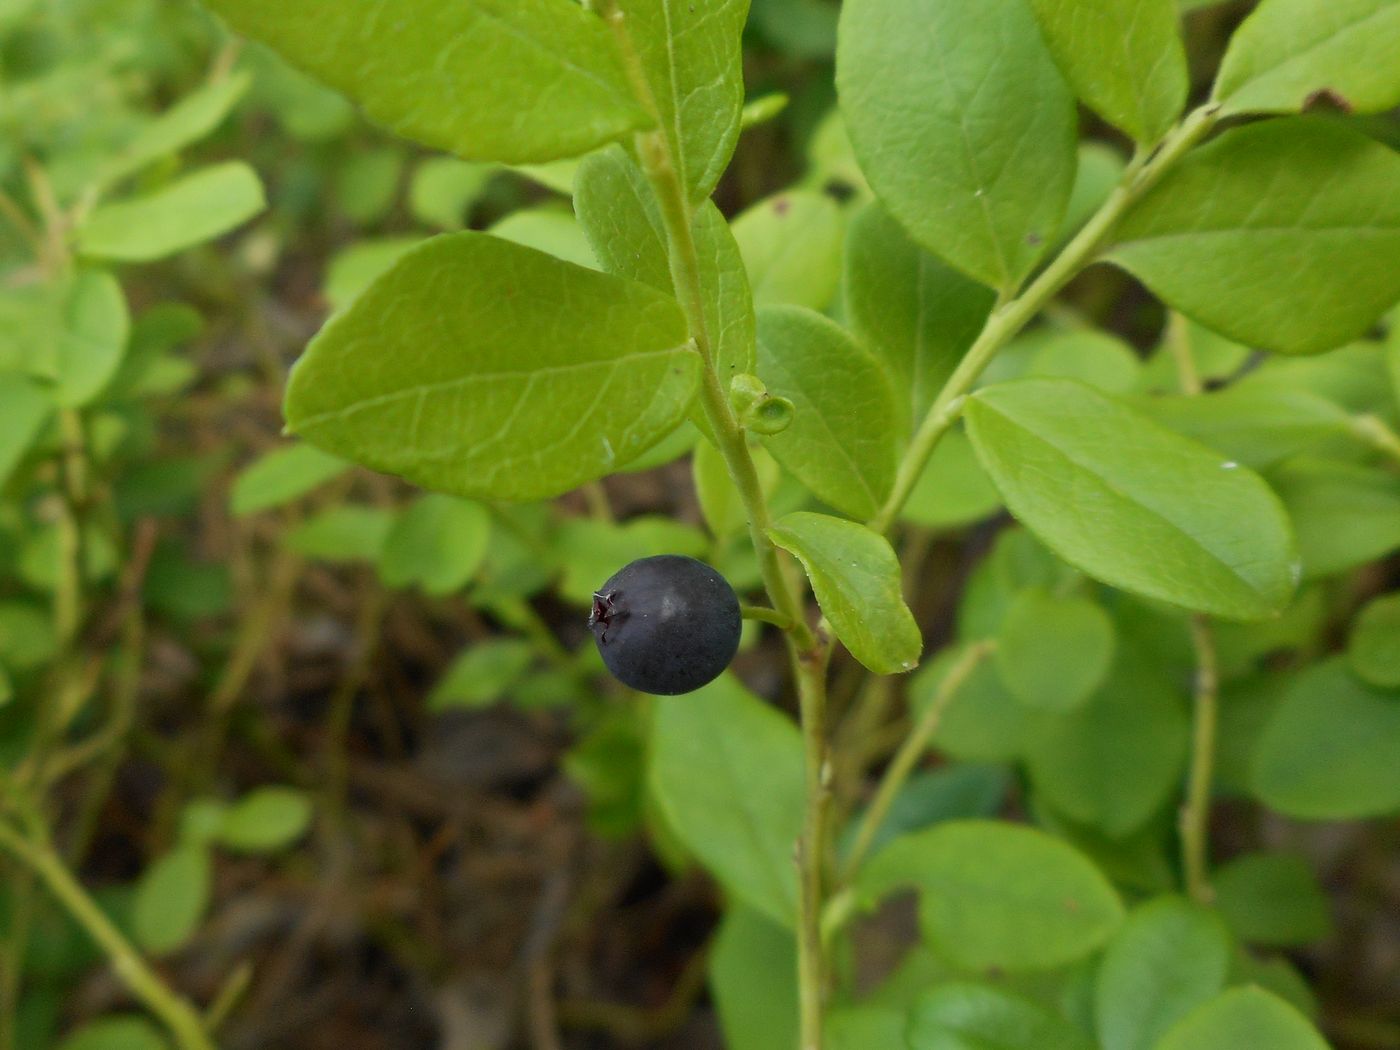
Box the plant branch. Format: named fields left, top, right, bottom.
left=1352, top=413, right=1400, bottom=467
left=740, top=604, right=793, bottom=629
left=840, top=640, right=993, bottom=882
left=1180, top=614, right=1219, bottom=904
left=868, top=103, right=1221, bottom=535
left=0, top=820, right=216, bottom=1050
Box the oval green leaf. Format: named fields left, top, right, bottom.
left=1348, top=591, right=1400, bottom=688
left=756, top=307, right=898, bottom=520
left=995, top=587, right=1116, bottom=712
left=230, top=443, right=349, bottom=516
left=284, top=232, right=699, bottom=502
left=910, top=982, right=1095, bottom=1050
left=965, top=378, right=1298, bottom=621
left=859, top=820, right=1124, bottom=971
left=214, top=786, right=314, bottom=854
left=767, top=511, right=921, bottom=675
left=132, top=846, right=211, bottom=955
left=378, top=494, right=490, bottom=596
left=837, top=0, right=1078, bottom=291
left=1108, top=119, right=1400, bottom=356
left=204, top=0, right=648, bottom=162
left=1153, top=987, right=1329, bottom=1050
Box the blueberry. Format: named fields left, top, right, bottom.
left=589, top=555, right=741, bottom=695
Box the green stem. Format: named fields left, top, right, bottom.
left=598, top=11, right=830, bottom=1045
left=868, top=103, right=1221, bottom=535
left=1181, top=614, right=1219, bottom=905
left=740, top=604, right=793, bottom=629
left=840, top=641, right=992, bottom=883
left=0, top=822, right=216, bottom=1050
left=1351, top=413, right=1400, bottom=467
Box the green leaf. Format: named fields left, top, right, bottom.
left=132, top=845, right=211, bottom=955
left=429, top=640, right=535, bottom=711
left=1214, top=0, right=1400, bottom=116
left=767, top=511, right=921, bottom=675
left=56, top=1016, right=168, bottom=1050
left=756, top=307, right=898, bottom=520
left=911, top=644, right=1027, bottom=762
left=1153, top=987, right=1329, bottom=1050
left=994, top=587, right=1115, bottom=712
left=0, top=602, right=59, bottom=671
left=965, top=379, right=1298, bottom=621
left=1024, top=330, right=1144, bottom=395
left=858, top=820, right=1124, bottom=971
left=488, top=208, right=597, bottom=269
left=839, top=764, right=1011, bottom=862
left=0, top=376, right=52, bottom=490
left=1095, top=896, right=1231, bottom=1050
left=649, top=675, right=804, bottom=926
left=709, top=907, right=798, bottom=1050
left=908, top=982, right=1095, bottom=1050
left=214, top=787, right=313, bottom=853
left=828, top=1007, right=907, bottom=1050
left=378, top=494, right=490, bottom=596
left=286, top=505, right=395, bottom=563
left=694, top=438, right=780, bottom=542
left=1349, top=592, right=1400, bottom=688
left=844, top=202, right=996, bottom=430
left=1028, top=0, right=1187, bottom=144
left=1138, top=386, right=1352, bottom=470
left=77, top=162, right=266, bottom=262
left=1270, top=459, right=1400, bottom=579
left=901, top=427, right=1003, bottom=530
left=408, top=158, right=495, bottom=230
left=837, top=0, right=1077, bottom=291
left=230, top=443, right=349, bottom=516
left=575, top=147, right=757, bottom=387
left=56, top=270, right=129, bottom=408
left=1213, top=853, right=1331, bottom=947
left=1251, top=657, right=1400, bottom=819
left=323, top=237, right=424, bottom=312
left=1024, top=645, right=1190, bottom=837
left=615, top=0, right=749, bottom=202
left=335, top=147, right=403, bottom=226
left=284, top=232, right=698, bottom=501
left=100, top=71, right=252, bottom=190
left=1108, top=119, right=1400, bottom=356
left=204, top=0, right=648, bottom=162
left=732, top=190, right=844, bottom=310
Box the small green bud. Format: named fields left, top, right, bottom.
left=744, top=395, right=794, bottom=435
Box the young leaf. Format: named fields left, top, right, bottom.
left=1251, top=657, right=1400, bottom=819
left=908, top=983, right=1095, bottom=1050
left=965, top=378, right=1299, bottom=621
left=994, top=587, right=1116, bottom=712
left=1024, top=646, right=1190, bottom=837
left=230, top=443, right=349, bottom=516
left=1094, top=896, right=1231, bottom=1050
left=709, top=907, right=798, bottom=1050
left=837, top=0, right=1077, bottom=291
left=204, top=0, right=649, bottom=162
left=756, top=307, right=898, bottom=520
left=0, top=377, right=52, bottom=490
left=649, top=675, right=804, bottom=926
left=286, top=505, right=395, bottom=563
left=1270, top=459, right=1400, bottom=579
left=378, top=494, right=490, bottom=596
left=284, top=232, right=699, bottom=501
left=844, top=202, right=996, bottom=430
left=214, top=787, right=313, bottom=853
left=77, top=162, right=266, bottom=262
left=1213, top=0, right=1400, bottom=116
left=731, top=191, right=844, bottom=310
left=767, top=511, right=921, bottom=675
left=56, top=270, right=129, bottom=408
left=132, top=846, right=211, bottom=955
left=1027, top=0, right=1187, bottom=145
left=1108, top=119, right=1400, bottom=355
left=858, top=819, right=1124, bottom=970
left=429, top=640, right=535, bottom=711
left=1349, top=592, right=1400, bottom=688
left=1213, top=853, right=1332, bottom=947
left=613, top=0, right=749, bottom=202
left=1154, top=987, right=1329, bottom=1050
left=100, top=71, right=252, bottom=190
left=574, top=147, right=755, bottom=381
